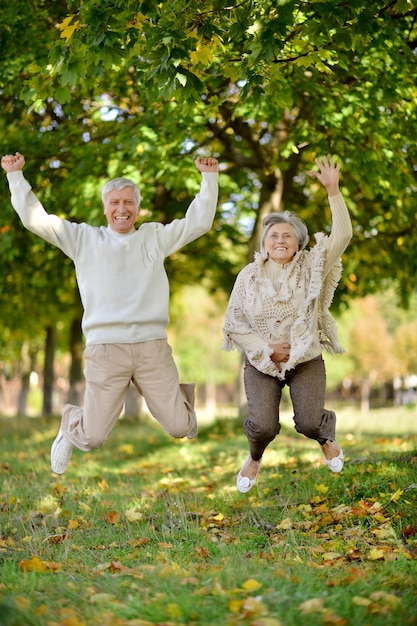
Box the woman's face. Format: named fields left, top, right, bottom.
left=265, top=222, right=299, bottom=264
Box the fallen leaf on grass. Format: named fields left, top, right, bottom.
left=228, top=599, right=243, bottom=614
left=89, top=592, right=120, bottom=605
left=19, top=555, right=61, bottom=573
left=276, top=517, right=292, bottom=530
left=322, top=552, right=343, bottom=562
left=242, top=578, right=263, bottom=592
left=315, top=483, right=329, bottom=494
left=346, top=549, right=362, bottom=561
left=43, top=531, right=72, bottom=544
left=106, top=511, right=121, bottom=525
left=323, top=609, right=348, bottom=625
left=125, top=507, right=143, bottom=522
left=93, top=560, right=144, bottom=578
left=242, top=596, right=267, bottom=619
left=299, top=598, right=324, bottom=614
left=353, top=591, right=402, bottom=615
left=353, top=596, right=372, bottom=607
left=194, top=545, right=210, bottom=560
left=167, top=603, right=183, bottom=619
left=368, top=548, right=385, bottom=560
left=251, top=619, right=283, bottom=626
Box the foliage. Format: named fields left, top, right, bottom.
left=0, top=414, right=416, bottom=625
left=1, top=1, right=417, bottom=399
left=169, top=284, right=241, bottom=387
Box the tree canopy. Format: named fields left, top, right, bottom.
left=1, top=0, right=417, bottom=373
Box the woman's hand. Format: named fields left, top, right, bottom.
left=269, top=342, right=291, bottom=370
left=308, top=155, right=340, bottom=196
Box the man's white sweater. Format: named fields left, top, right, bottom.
left=7, top=170, right=219, bottom=345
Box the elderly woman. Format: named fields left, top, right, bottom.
left=223, top=156, right=352, bottom=493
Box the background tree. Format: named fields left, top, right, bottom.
left=1, top=0, right=417, bottom=413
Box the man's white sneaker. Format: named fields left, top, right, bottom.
left=51, top=429, right=73, bottom=474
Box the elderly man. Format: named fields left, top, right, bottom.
left=2, top=151, right=219, bottom=474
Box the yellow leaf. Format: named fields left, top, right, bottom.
left=352, top=596, right=372, bottom=607
left=299, top=598, right=324, bottom=614
left=68, top=519, right=79, bottom=529
left=89, top=593, right=119, bottom=605
left=276, top=517, right=292, bottom=530
left=251, top=619, right=283, bottom=626
left=390, top=489, right=404, bottom=502
left=19, top=556, right=48, bottom=572
left=242, top=596, right=266, bottom=617
left=58, top=15, right=75, bottom=31
left=167, top=603, right=182, bottom=619
left=322, top=552, right=343, bottom=561
left=242, top=578, right=263, bottom=592
left=228, top=599, right=243, bottom=614
left=371, top=526, right=394, bottom=539
left=212, top=578, right=226, bottom=595
left=14, top=596, right=31, bottom=611
left=189, top=44, right=215, bottom=65
left=125, top=507, right=143, bottom=522
left=322, top=609, right=348, bottom=625
left=368, top=548, right=385, bottom=560
left=369, top=501, right=383, bottom=511
left=128, top=13, right=147, bottom=30
left=212, top=513, right=224, bottom=521
left=59, top=18, right=80, bottom=41
left=315, top=483, right=329, bottom=494
left=369, top=591, right=402, bottom=606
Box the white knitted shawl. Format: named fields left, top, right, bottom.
left=222, top=232, right=344, bottom=379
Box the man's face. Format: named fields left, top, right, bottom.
left=103, top=186, right=139, bottom=233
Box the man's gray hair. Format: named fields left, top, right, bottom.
left=260, top=211, right=309, bottom=258
left=101, top=178, right=141, bottom=205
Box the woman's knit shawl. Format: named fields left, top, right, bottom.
left=222, top=232, right=344, bottom=379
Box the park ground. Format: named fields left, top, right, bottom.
left=0, top=406, right=416, bottom=626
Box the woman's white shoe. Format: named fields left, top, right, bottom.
left=236, top=454, right=262, bottom=493
left=322, top=441, right=344, bottom=473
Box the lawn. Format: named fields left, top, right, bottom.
left=0, top=408, right=416, bottom=626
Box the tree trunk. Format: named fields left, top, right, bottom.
left=17, top=342, right=38, bottom=416
left=360, top=377, right=370, bottom=414
left=68, top=316, right=84, bottom=406
left=17, top=370, right=31, bottom=417
left=42, top=325, right=56, bottom=416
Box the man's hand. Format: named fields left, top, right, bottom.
left=269, top=342, right=291, bottom=370
left=308, top=155, right=340, bottom=197
left=195, top=156, right=219, bottom=173
left=1, top=152, right=25, bottom=173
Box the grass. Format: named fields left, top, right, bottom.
left=0, top=408, right=416, bottom=626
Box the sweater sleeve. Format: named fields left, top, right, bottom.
left=158, top=172, right=219, bottom=257
left=6, top=170, right=79, bottom=259
left=323, top=192, right=352, bottom=276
